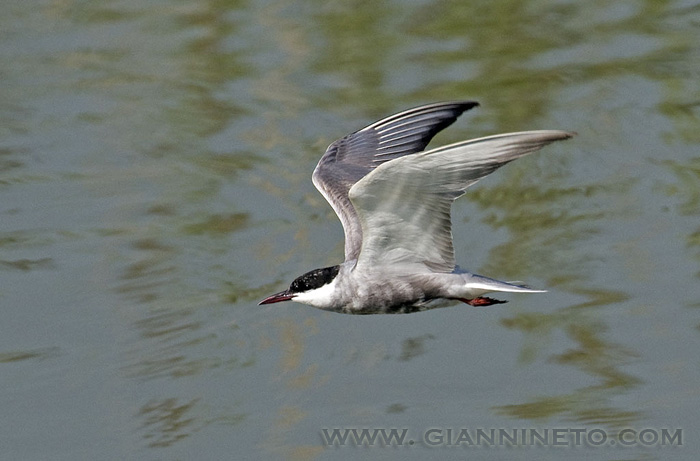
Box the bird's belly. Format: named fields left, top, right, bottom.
left=335, top=273, right=445, bottom=314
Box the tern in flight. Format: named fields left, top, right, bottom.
left=259, top=101, right=573, bottom=314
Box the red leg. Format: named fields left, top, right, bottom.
left=456, top=297, right=508, bottom=306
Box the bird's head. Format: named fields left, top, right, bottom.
left=258, top=265, right=341, bottom=307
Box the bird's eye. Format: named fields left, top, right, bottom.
left=289, top=266, right=340, bottom=293
left=290, top=277, right=309, bottom=292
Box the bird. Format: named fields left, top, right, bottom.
left=259, top=101, right=573, bottom=314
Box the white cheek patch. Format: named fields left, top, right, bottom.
left=292, top=277, right=339, bottom=308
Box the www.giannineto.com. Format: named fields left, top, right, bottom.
left=320, top=427, right=683, bottom=448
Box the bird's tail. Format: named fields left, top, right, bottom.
left=463, top=274, right=547, bottom=294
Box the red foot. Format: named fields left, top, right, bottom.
left=457, top=297, right=508, bottom=306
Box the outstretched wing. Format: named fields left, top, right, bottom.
left=348, top=130, right=574, bottom=273
left=312, top=101, right=479, bottom=262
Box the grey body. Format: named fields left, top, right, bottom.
left=294, top=262, right=537, bottom=314
left=259, top=101, right=573, bottom=314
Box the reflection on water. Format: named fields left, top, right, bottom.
left=662, top=157, right=700, bottom=288
left=139, top=397, right=201, bottom=448
left=2, top=0, right=700, bottom=458
left=467, top=126, right=644, bottom=427
left=0, top=257, right=55, bottom=271
left=0, top=347, right=61, bottom=363
left=398, top=334, right=436, bottom=362
left=274, top=317, right=325, bottom=389
left=499, top=310, right=642, bottom=427
left=264, top=405, right=325, bottom=460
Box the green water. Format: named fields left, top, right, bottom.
left=1, top=1, right=698, bottom=459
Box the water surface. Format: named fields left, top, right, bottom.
left=1, top=1, right=699, bottom=459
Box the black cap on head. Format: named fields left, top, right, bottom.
left=289, top=265, right=340, bottom=293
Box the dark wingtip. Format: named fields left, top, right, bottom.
left=449, top=100, right=480, bottom=114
